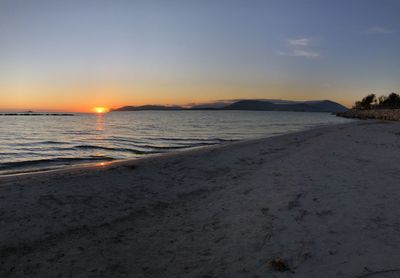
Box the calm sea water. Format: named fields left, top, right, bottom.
left=0, top=111, right=352, bottom=175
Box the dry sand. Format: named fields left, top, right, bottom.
left=1, top=121, right=400, bottom=277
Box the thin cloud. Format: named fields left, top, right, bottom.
left=365, top=27, right=394, bottom=34
left=278, top=37, right=320, bottom=59
left=278, top=50, right=320, bottom=59
left=287, top=38, right=310, bottom=46
left=292, top=49, right=319, bottom=58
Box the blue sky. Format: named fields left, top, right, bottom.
left=0, top=0, right=399, bottom=111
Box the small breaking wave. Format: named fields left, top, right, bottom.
left=8, top=140, right=67, bottom=147
left=143, top=137, right=233, bottom=142
left=73, top=145, right=150, bottom=154
left=0, top=156, right=114, bottom=171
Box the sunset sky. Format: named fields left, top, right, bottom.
left=1, top=0, right=399, bottom=112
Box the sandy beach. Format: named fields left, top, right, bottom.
left=2, top=121, right=400, bottom=277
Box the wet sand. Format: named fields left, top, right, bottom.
left=1, top=121, right=400, bottom=277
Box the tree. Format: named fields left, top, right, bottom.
left=353, top=101, right=362, bottom=110
left=378, top=95, right=387, bottom=105
left=354, top=92, right=400, bottom=110
left=382, top=92, right=400, bottom=108
left=359, top=94, right=376, bottom=110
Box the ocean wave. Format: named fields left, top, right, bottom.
left=73, top=145, right=150, bottom=154
left=8, top=140, right=66, bottom=147
left=0, top=156, right=114, bottom=170
left=144, top=137, right=233, bottom=142
left=61, top=131, right=93, bottom=135
left=105, top=136, right=148, bottom=144
left=72, top=143, right=220, bottom=153
left=136, top=142, right=220, bottom=150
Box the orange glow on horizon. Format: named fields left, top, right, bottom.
left=0, top=81, right=355, bottom=112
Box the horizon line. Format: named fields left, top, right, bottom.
left=0, top=98, right=350, bottom=113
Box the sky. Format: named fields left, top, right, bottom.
left=0, top=0, right=399, bottom=112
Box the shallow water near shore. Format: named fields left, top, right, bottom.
left=0, top=110, right=352, bottom=175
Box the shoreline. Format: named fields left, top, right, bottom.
left=337, top=108, right=400, bottom=121
left=0, top=121, right=352, bottom=178
left=2, top=120, right=400, bottom=277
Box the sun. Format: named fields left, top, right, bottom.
left=93, top=107, right=108, bottom=114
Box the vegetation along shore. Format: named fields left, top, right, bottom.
left=337, top=92, right=400, bottom=120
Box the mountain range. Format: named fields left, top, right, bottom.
left=112, top=99, right=348, bottom=113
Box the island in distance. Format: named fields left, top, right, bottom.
left=112, top=99, right=348, bottom=113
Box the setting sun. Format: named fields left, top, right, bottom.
left=93, top=107, right=108, bottom=114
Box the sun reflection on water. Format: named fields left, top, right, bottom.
left=95, top=113, right=104, bottom=131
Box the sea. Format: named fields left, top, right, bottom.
left=0, top=111, right=352, bottom=175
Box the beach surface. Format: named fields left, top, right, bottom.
left=1, top=121, right=400, bottom=277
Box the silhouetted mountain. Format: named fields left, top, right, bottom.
left=223, top=100, right=347, bottom=112
left=112, top=100, right=347, bottom=113
left=223, top=100, right=315, bottom=111
left=112, top=105, right=185, bottom=111
left=190, top=102, right=231, bottom=109
left=302, top=100, right=348, bottom=112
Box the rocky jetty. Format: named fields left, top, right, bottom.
left=337, top=109, right=400, bottom=121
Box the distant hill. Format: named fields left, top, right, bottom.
left=190, top=102, right=231, bottom=109
left=112, top=105, right=185, bottom=111
left=112, top=99, right=347, bottom=113
left=223, top=100, right=316, bottom=112
left=302, top=100, right=348, bottom=113
left=223, top=100, right=347, bottom=113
